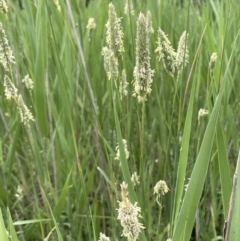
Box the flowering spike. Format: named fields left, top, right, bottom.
left=115, top=139, right=129, bottom=163
left=198, top=108, right=208, bottom=123
left=153, top=180, right=169, bottom=206
left=124, top=0, right=134, bottom=16
left=209, top=52, right=217, bottom=77
left=176, top=31, right=189, bottom=71
left=4, top=75, right=18, bottom=100
left=119, top=69, right=128, bottom=99
left=155, top=28, right=176, bottom=76
left=0, top=0, right=8, bottom=15
left=106, top=3, right=124, bottom=55
left=147, top=10, right=154, bottom=34
left=86, top=18, right=96, bottom=30
left=98, top=232, right=110, bottom=241
left=209, top=52, right=217, bottom=70
left=102, top=46, right=118, bottom=81
left=133, top=13, right=154, bottom=102
left=22, top=74, right=34, bottom=90
left=117, top=182, right=144, bottom=241
left=16, top=95, right=34, bottom=126
left=0, top=23, right=15, bottom=72
left=131, top=172, right=140, bottom=186
left=52, top=0, right=61, bottom=12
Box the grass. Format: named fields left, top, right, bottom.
left=0, top=0, right=240, bottom=240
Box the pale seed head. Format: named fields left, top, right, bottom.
left=16, top=94, right=34, bottom=126
left=4, top=75, right=18, bottom=100
left=147, top=10, right=154, bottom=34
left=198, top=108, right=208, bottom=122
left=117, top=182, right=144, bottom=241
left=106, top=3, right=124, bottom=55
left=0, top=23, right=15, bottom=72
left=119, top=69, right=128, bottom=99
left=0, top=0, right=8, bottom=15
left=22, top=74, right=34, bottom=90
left=124, top=0, right=134, bottom=16
left=133, top=13, right=154, bottom=102
left=102, top=46, right=119, bottom=81
left=115, top=139, right=129, bottom=163
left=131, top=172, right=140, bottom=186
left=52, top=0, right=61, bottom=12
left=154, top=180, right=170, bottom=195
left=209, top=52, right=217, bottom=77
left=98, top=232, right=110, bottom=241
left=86, top=18, right=96, bottom=30
left=176, top=31, right=189, bottom=71
left=155, top=28, right=176, bottom=76
left=154, top=180, right=169, bottom=206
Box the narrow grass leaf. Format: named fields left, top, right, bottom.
left=225, top=151, right=240, bottom=241
left=97, top=167, right=114, bottom=189
left=216, top=121, right=232, bottom=218
left=40, top=187, right=64, bottom=241
left=172, top=76, right=195, bottom=230
left=53, top=169, right=72, bottom=220
left=6, top=123, right=20, bottom=179
left=7, top=209, right=18, bottom=241
left=0, top=209, right=8, bottom=241
left=35, top=0, right=49, bottom=136
left=13, top=219, right=50, bottom=225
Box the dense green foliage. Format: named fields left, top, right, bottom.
left=0, top=0, right=240, bottom=240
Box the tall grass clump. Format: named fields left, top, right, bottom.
left=0, top=0, right=240, bottom=241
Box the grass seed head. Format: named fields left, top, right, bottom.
left=147, top=10, right=154, bottom=34
left=98, top=232, right=110, bottom=241
left=155, top=28, right=176, bottom=76
left=86, top=17, right=96, bottom=30
left=102, top=46, right=119, bottom=81
left=4, top=75, right=18, bottom=100
left=0, top=0, right=8, bottom=15
left=106, top=3, right=124, bottom=55
left=176, top=30, right=189, bottom=71
left=117, top=182, right=144, bottom=241
left=209, top=52, right=217, bottom=77
left=124, top=0, right=134, bottom=16
left=22, top=74, right=34, bottom=90
left=115, top=139, right=129, bottom=163
left=154, top=180, right=169, bottom=206
left=52, top=0, right=61, bottom=12
left=0, top=23, right=15, bottom=72
left=131, top=172, right=140, bottom=186
left=119, top=69, right=128, bottom=99
left=133, top=13, right=154, bottom=102
left=198, top=108, right=208, bottom=123
left=16, top=94, right=34, bottom=127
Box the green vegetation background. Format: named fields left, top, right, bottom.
left=0, top=0, right=240, bottom=240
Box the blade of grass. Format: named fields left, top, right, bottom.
left=40, top=186, right=64, bottom=241
left=224, top=152, right=240, bottom=241
left=7, top=208, right=18, bottom=241
left=224, top=151, right=240, bottom=241
left=0, top=209, right=9, bottom=241
left=53, top=169, right=72, bottom=220
left=35, top=0, right=49, bottom=136
left=216, top=121, right=232, bottom=218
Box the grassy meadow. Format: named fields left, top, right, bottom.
left=0, top=0, right=240, bottom=240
